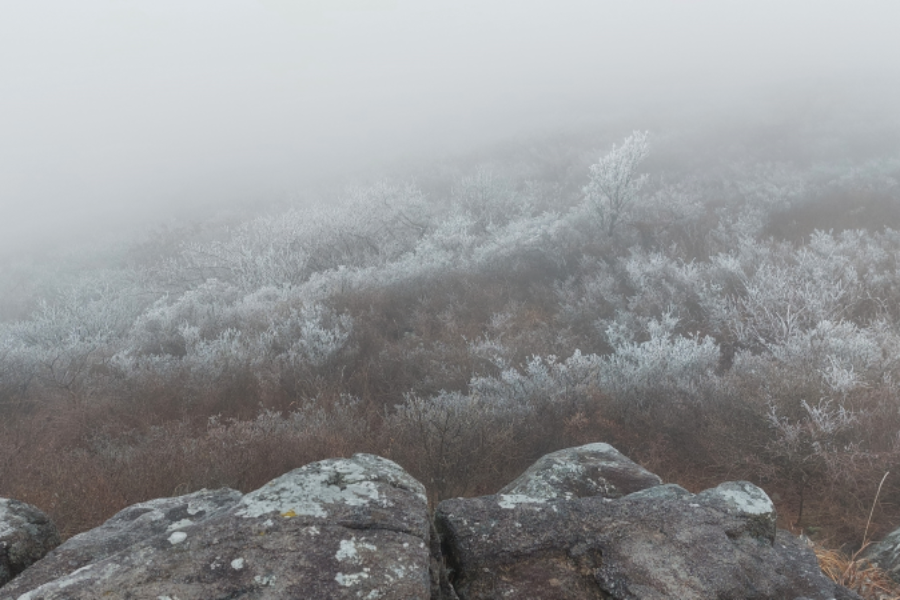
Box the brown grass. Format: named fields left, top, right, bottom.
left=815, top=546, right=900, bottom=600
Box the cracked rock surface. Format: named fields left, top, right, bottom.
left=1, top=454, right=431, bottom=600
left=0, top=499, right=60, bottom=587
left=498, top=442, right=662, bottom=501
left=0, top=488, right=241, bottom=597
left=436, top=479, right=859, bottom=600
left=1, top=445, right=862, bottom=600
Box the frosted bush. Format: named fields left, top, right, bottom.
left=734, top=162, right=806, bottom=212
left=2, top=276, right=151, bottom=396
left=174, top=180, right=434, bottom=291
left=467, top=334, right=514, bottom=373
left=765, top=397, right=866, bottom=495
left=472, top=212, right=564, bottom=271
left=554, top=259, right=624, bottom=333
left=281, top=305, right=353, bottom=368
left=620, top=250, right=705, bottom=323
left=768, top=320, right=894, bottom=393
left=597, top=312, right=720, bottom=404
left=128, top=279, right=243, bottom=356
left=581, top=131, right=650, bottom=235
left=453, top=166, right=534, bottom=229
left=469, top=352, right=602, bottom=408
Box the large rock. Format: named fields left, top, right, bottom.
left=0, top=499, right=60, bottom=587
left=863, top=527, right=900, bottom=582
left=436, top=480, right=858, bottom=599
left=0, top=488, right=241, bottom=595
left=498, top=442, right=662, bottom=501
left=1, top=454, right=431, bottom=600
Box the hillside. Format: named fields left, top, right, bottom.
left=2, top=121, right=900, bottom=557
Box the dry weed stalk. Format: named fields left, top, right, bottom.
left=815, top=472, right=900, bottom=600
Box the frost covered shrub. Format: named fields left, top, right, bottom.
left=6, top=123, right=900, bottom=544
left=617, top=250, right=708, bottom=329
left=758, top=382, right=900, bottom=533
left=387, top=320, right=723, bottom=501
left=174, top=180, right=434, bottom=291
left=115, top=298, right=354, bottom=413
left=770, top=320, right=895, bottom=393
left=452, top=166, right=535, bottom=231
left=581, top=130, right=650, bottom=235
left=261, top=304, right=354, bottom=369
left=597, top=312, right=721, bottom=407
left=386, top=348, right=607, bottom=501
left=1, top=276, right=151, bottom=400
left=126, top=281, right=351, bottom=365
left=764, top=157, right=900, bottom=241
left=128, top=279, right=244, bottom=357
left=629, top=179, right=721, bottom=259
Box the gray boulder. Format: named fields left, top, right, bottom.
left=0, top=499, right=60, bottom=587
left=1, top=454, right=431, bottom=599
left=0, top=488, right=241, bottom=595
left=498, top=442, right=662, bottom=501
left=863, top=527, right=900, bottom=582
left=436, top=480, right=858, bottom=599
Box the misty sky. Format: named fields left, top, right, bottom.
left=2, top=0, right=899, bottom=256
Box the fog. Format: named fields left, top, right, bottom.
left=2, top=0, right=899, bottom=257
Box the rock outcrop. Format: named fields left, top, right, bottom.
left=436, top=479, right=854, bottom=599
left=0, top=444, right=859, bottom=600
left=0, top=488, right=242, bottom=596
left=0, top=499, right=60, bottom=587
left=498, top=442, right=662, bottom=501
left=1, top=454, right=431, bottom=600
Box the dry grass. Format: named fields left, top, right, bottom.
left=815, top=545, right=900, bottom=600
left=814, top=472, right=900, bottom=600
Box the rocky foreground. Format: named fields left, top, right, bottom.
left=0, top=443, right=873, bottom=599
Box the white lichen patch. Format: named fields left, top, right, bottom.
left=497, top=494, right=547, bottom=509
left=166, top=518, right=195, bottom=532
left=168, top=531, right=188, bottom=545
left=186, top=497, right=206, bottom=515
left=255, top=574, right=277, bottom=586
left=231, top=557, right=245, bottom=570
left=335, top=568, right=371, bottom=587
left=514, top=460, right=587, bottom=501
left=236, top=458, right=392, bottom=519
left=500, top=442, right=662, bottom=501
left=336, top=538, right=378, bottom=563
left=709, top=482, right=774, bottom=516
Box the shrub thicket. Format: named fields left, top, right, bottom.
left=2, top=126, right=900, bottom=553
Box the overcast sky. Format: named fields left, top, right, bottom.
left=1, top=0, right=899, bottom=256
